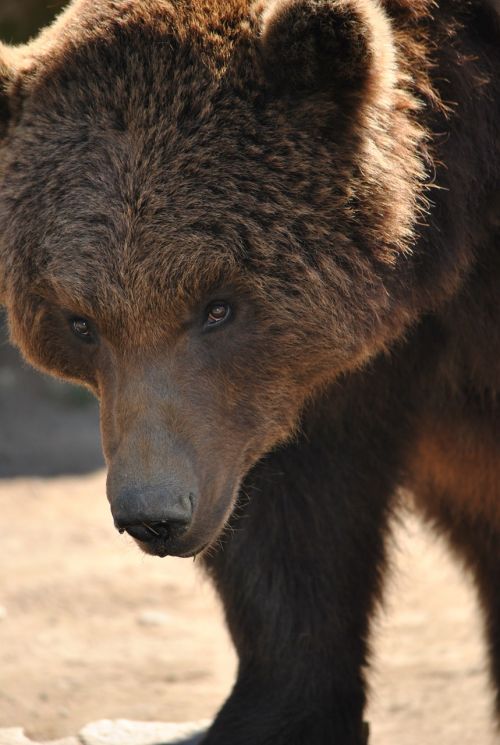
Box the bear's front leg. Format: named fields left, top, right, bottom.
left=201, top=359, right=413, bottom=745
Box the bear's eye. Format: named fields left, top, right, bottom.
left=204, top=301, right=231, bottom=328
left=70, top=317, right=94, bottom=342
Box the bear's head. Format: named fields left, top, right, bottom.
left=0, top=0, right=426, bottom=557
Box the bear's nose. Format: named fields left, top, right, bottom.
left=111, top=489, right=194, bottom=544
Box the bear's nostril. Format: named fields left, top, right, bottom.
left=146, top=521, right=172, bottom=539
left=119, top=519, right=190, bottom=543
left=121, top=524, right=157, bottom=542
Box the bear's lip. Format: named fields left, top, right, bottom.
left=132, top=535, right=209, bottom=559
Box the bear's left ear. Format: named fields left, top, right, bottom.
left=258, top=0, right=396, bottom=107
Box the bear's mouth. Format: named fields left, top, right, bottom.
left=132, top=534, right=210, bottom=559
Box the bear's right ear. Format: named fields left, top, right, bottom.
left=258, top=0, right=396, bottom=108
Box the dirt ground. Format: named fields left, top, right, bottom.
left=0, top=319, right=498, bottom=745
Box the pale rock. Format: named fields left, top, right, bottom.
left=136, top=610, right=171, bottom=627
left=79, top=719, right=209, bottom=745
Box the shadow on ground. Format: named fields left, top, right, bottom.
left=166, top=736, right=206, bottom=745
left=0, top=315, right=103, bottom=477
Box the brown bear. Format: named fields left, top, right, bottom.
left=0, top=0, right=499, bottom=742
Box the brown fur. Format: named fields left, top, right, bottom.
left=0, top=1, right=499, bottom=742
left=410, top=412, right=500, bottom=524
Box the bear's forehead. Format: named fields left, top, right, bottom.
left=5, top=58, right=334, bottom=275
left=5, top=102, right=279, bottom=308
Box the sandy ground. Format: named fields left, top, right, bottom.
left=0, top=319, right=498, bottom=744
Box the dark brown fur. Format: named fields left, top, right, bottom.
left=0, top=1, right=499, bottom=742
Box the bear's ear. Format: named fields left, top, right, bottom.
left=258, top=0, right=396, bottom=106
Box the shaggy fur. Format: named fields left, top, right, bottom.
left=0, top=0, right=499, bottom=742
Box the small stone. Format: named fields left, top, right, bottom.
left=136, top=610, right=171, bottom=627
left=79, top=720, right=209, bottom=745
